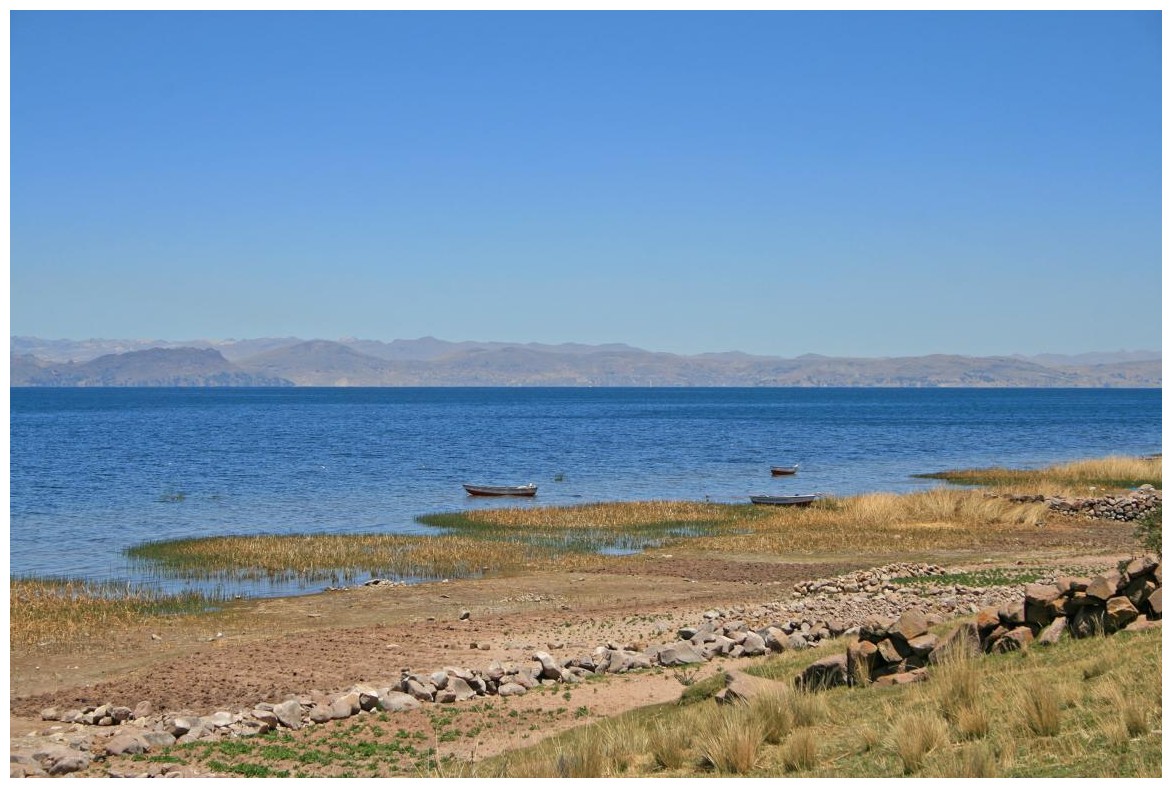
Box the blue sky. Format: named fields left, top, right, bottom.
left=9, top=11, right=1162, bottom=357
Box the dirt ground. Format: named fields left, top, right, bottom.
left=8, top=535, right=1137, bottom=776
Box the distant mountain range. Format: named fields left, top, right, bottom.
left=9, top=337, right=1162, bottom=388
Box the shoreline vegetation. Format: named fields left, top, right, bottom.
left=11, top=456, right=1159, bottom=648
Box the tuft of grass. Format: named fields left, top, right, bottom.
left=780, top=729, right=819, bottom=773
left=748, top=689, right=795, bottom=744
left=695, top=706, right=764, bottom=774
left=892, top=712, right=949, bottom=774
left=1021, top=685, right=1062, bottom=737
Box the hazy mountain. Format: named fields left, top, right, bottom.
left=11, top=347, right=293, bottom=387
left=10, top=337, right=1161, bottom=387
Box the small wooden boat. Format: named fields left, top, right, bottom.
left=770, top=464, right=800, bottom=476
left=463, top=483, right=537, bottom=497
left=750, top=494, right=818, bottom=507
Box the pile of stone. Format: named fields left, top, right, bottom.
left=999, top=485, right=1161, bottom=522
left=796, top=555, right=1162, bottom=691
left=977, top=554, right=1161, bottom=651
left=792, top=563, right=948, bottom=596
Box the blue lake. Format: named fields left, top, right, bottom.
left=9, top=387, right=1161, bottom=596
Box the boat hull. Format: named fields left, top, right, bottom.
left=750, top=494, right=817, bottom=506
left=770, top=466, right=799, bottom=476
left=463, top=484, right=538, bottom=497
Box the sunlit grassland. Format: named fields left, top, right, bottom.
left=9, top=577, right=222, bottom=650
left=473, top=627, right=1161, bottom=778
left=917, top=454, right=1162, bottom=492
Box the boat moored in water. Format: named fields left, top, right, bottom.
left=770, top=464, right=800, bottom=476
left=463, top=483, right=538, bottom=497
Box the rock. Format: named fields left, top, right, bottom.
left=797, top=653, right=848, bottom=690
left=273, top=700, right=303, bottom=730
left=251, top=709, right=280, bottom=729
left=1147, top=587, right=1162, bottom=618
left=741, top=631, right=768, bottom=656
left=990, top=626, right=1034, bottom=653
left=165, top=716, right=200, bottom=738
left=104, top=733, right=147, bottom=757
left=1125, top=555, right=1159, bottom=579
left=975, top=607, right=1001, bottom=633
left=875, top=638, right=904, bottom=665
left=111, top=706, right=133, bottom=722
left=1105, top=596, right=1140, bottom=631
left=40, top=748, right=91, bottom=776
left=40, top=707, right=59, bottom=721
left=905, top=633, right=938, bottom=658
left=1036, top=616, right=1067, bottom=646
left=532, top=651, right=563, bottom=681
left=444, top=676, right=477, bottom=702
left=761, top=626, right=788, bottom=652
left=715, top=670, right=781, bottom=705
left=331, top=692, right=360, bottom=719
left=309, top=705, right=334, bottom=723
left=404, top=678, right=435, bottom=702
left=1056, top=576, right=1090, bottom=595
left=785, top=633, right=809, bottom=651
left=202, top=711, right=235, bottom=729
left=497, top=682, right=527, bottom=697
left=1086, top=572, right=1122, bottom=602
left=378, top=692, right=422, bottom=712
left=140, top=731, right=176, bottom=749
left=846, top=639, right=878, bottom=682
left=888, top=609, right=929, bottom=643
left=132, top=701, right=153, bottom=720
left=459, top=609, right=471, bottom=620
left=657, top=642, right=706, bottom=666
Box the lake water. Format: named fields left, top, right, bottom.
left=9, top=387, right=1161, bottom=596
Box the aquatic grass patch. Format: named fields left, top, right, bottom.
left=9, top=576, right=223, bottom=650
left=693, top=488, right=1052, bottom=560
left=422, top=500, right=750, bottom=530
left=125, top=533, right=603, bottom=584
left=916, top=455, right=1161, bottom=492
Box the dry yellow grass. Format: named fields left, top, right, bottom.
left=446, top=500, right=738, bottom=530
left=922, top=455, right=1161, bottom=494
left=126, top=532, right=610, bottom=583
left=9, top=578, right=216, bottom=649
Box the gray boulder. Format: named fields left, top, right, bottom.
left=378, top=691, right=422, bottom=712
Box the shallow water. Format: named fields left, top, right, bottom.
left=10, top=387, right=1160, bottom=597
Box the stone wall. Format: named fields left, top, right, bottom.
left=797, top=554, right=1162, bottom=691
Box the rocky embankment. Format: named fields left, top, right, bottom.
left=13, top=558, right=1162, bottom=777
left=999, top=485, right=1161, bottom=522
left=797, top=554, right=1162, bottom=691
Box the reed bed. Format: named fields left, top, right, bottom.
left=917, top=455, right=1161, bottom=492
left=10, top=577, right=220, bottom=650
left=126, top=533, right=607, bottom=584
left=694, top=487, right=1052, bottom=558
left=418, top=500, right=750, bottom=532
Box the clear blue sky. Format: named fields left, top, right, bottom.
left=10, top=11, right=1162, bottom=357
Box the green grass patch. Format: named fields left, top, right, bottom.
left=890, top=568, right=1045, bottom=588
